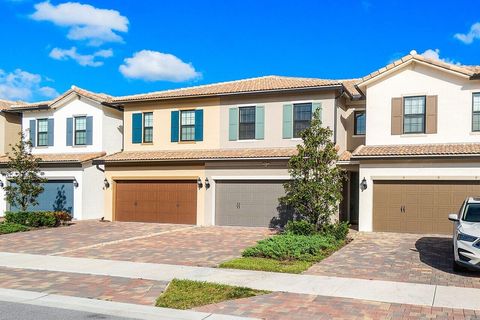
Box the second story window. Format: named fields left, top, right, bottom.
left=75, top=116, right=87, bottom=145
left=143, top=112, right=153, bottom=143
left=37, top=119, right=48, bottom=146
left=403, top=96, right=425, bottom=134
left=181, top=110, right=195, bottom=141
left=239, top=106, right=256, bottom=140
left=354, top=111, right=366, bottom=135
left=473, top=93, right=480, bottom=132
left=293, top=103, right=312, bottom=138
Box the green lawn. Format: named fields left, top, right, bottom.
left=220, top=257, right=313, bottom=274
left=155, top=279, right=269, bottom=310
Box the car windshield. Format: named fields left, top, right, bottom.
left=464, top=203, right=480, bottom=222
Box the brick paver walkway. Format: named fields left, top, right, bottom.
left=196, top=292, right=480, bottom=320
left=305, top=232, right=480, bottom=288
left=0, top=267, right=167, bottom=305
left=64, top=226, right=273, bottom=267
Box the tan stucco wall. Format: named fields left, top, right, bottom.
left=0, top=113, right=21, bottom=155
left=123, top=98, right=221, bottom=151
left=104, top=164, right=207, bottom=224
left=342, top=100, right=366, bottom=151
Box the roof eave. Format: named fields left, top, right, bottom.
left=99, top=156, right=292, bottom=164
left=351, top=153, right=480, bottom=160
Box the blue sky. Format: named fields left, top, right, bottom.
left=0, top=0, right=479, bottom=102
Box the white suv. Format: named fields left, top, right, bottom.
left=449, top=197, right=480, bottom=272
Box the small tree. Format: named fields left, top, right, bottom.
left=280, top=108, right=345, bottom=229
left=2, top=132, right=47, bottom=211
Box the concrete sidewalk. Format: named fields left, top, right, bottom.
left=0, top=288, right=258, bottom=320
left=0, top=252, right=479, bottom=311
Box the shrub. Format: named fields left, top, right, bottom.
left=0, top=223, right=29, bottom=234
left=53, top=211, right=72, bottom=224
left=284, top=220, right=316, bottom=236
left=4, top=211, right=29, bottom=225
left=322, top=221, right=350, bottom=240
left=242, top=234, right=340, bottom=261
left=4, top=211, right=62, bottom=228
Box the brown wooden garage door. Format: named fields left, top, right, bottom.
left=373, top=180, right=480, bottom=234
left=114, top=180, right=197, bottom=224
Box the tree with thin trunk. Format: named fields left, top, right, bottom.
left=1, top=132, right=47, bottom=211
left=280, top=108, right=345, bottom=229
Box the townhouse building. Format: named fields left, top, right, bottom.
left=0, top=99, right=22, bottom=156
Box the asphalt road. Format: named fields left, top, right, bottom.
left=0, top=301, right=135, bottom=320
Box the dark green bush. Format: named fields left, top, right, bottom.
left=4, top=211, right=60, bottom=227
left=284, top=220, right=316, bottom=236
left=242, top=234, right=340, bottom=261
left=322, top=221, right=350, bottom=240
left=0, top=223, right=29, bottom=234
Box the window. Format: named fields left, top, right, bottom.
left=293, top=103, right=312, bottom=138
left=239, top=106, right=256, bottom=140
left=180, top=110, right=195, bottom=141
left=354, top=111, right=366, bottom=135
left=37, top=119, right=48, bottom=146
left=403, top=96, right=425, bottom=134
left=143, top=112, right=153, bottom=143
left=473, top=93, right=480, bottom=132
left=463, top=203, right=480, bottom=222
left=74, top=116, right=87, bottom=145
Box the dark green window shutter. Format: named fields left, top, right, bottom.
left=171, top=111, right=179, bottom=142
left=312, top=102, right=322, bottom=121
left=29, top=119, right=36, bottom=147
left=255, top=106, right=264, bottom=140
left=194, top=109, right=203, bottom=141
left=86, top=116, right=93, bottom=145
left=132, top=113, right=142, bottom=144
left=228, top=107, right=238, bottom=141
left=282, top=104, right=293, bottom=139
left=66, top=118, right=73, bottom=146
left=47, top=119, right=54, bottom=146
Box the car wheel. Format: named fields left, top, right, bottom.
left=453, top=260, right=466, bottom=272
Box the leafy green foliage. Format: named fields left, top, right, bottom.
left=280, top=108, right=345, bottom=229
left=284, top=220, right=316, bottom=236
left=2, top=133, right=47, bottom=211
left=322, top=221, right=350, bottom=241
left=242, top=234, right=340, bottom=262
left=4, top=211, right=61, bottom=227
left=156, top=279, right=269, bottom=310
left=0, top=223, right=29, bottom=234
left=220, top=257, right=312, bottom=274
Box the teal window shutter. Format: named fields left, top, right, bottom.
left=228, top=107, right=238, bottom=141
left=312, top=102, right=322, bottom=122
left=29, top=119, right=36, bottom=147
left=86, top=116, right=93, bottom=145
left=282, top=104, right=293, bottom=139
left=47, top=119, right=54, bottom=146
left=194, top=109, right=204, bottom=141
left=66, top=118, right=73, bottom=146
left=171, top=111, right=179, bottom=142
left=132, top=113, right=142, bottom=144
left=255, top=106, right=264, bottom=140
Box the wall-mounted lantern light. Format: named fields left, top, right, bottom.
left=197, top=177, right=203, bottom=189
left=205, top=177, right=210, bottom=189
left=73, top=178, right=79, bottom=188
left=0, top=180, right=4, bottom=188
left=104, top=178, right=110, bottom=189
left=360, top=177, right=368, bottom=191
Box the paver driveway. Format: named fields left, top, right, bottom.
left=305, top=232, right=480, bottom=288
left=0, top=220, right=272, bottom=267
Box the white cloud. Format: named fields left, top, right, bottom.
left=454, top=22, right=480, bottom=44
left=0, top=69, right=59, bottom=101
left=119, top=50, right=201, bottom=82
left=49, top=47, right=113, bottom=67
left=30, top=1, right=128, bottom=46
left=420, top=48, right=458, bottom=65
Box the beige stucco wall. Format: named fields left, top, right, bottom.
left=342, top=99, right=366, bottom=151
left=103, top=164, right=207, bottom=224
left=123, top=98, right=221, bottom=151
left=0, top=112, right=21, bottom=155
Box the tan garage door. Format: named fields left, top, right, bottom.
left=373, top=180, right=480, bottom=234
left=114, top=180, right=197, bottom=224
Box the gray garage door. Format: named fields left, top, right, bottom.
left=215, top=180, right=293, bottom=227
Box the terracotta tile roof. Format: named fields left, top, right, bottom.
left=100, top=148, right=298, bottom=162
left=111, top=76, right=357, bottom=103
left=0, top=99, right=26, bottom=111
left=9, top=86, right=112, bottom=111
left=341, top=79, right=362, bottom=98
left=338, top=150, right=352, bottom=161
left=0, top=152, right=106, bottom=164
left=352, top=143, right=480, bottom=158
left=357, top=50, right=480, bottom=88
